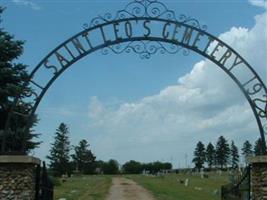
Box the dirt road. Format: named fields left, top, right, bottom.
left=106, top=177, right=156, bottom=200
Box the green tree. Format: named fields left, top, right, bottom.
left=206, top=143, right=215, bottom=170
left=215, top=136, right=230, bottom=169
left=103, top=159, right=119, bottom=174
left=230, top=141, right=239, bottom=169
left=192, top=141, right=206, bottom=171
left=47, top=123, right=71, bottom=176
left=254, top=138, right=265, bottom=156
left=141, top=161, right=172, bottom=174
left=122, top=160, right=142, bottom=174
left=72, top=139, right=96, bottom=174
left=162, top=162, right=172, bottom=170
left=0, top=7, right=40, bottom=153
left=242, top=140, right=253, bottom=164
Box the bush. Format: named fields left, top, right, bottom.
left=50, top=176, right=61, bottom=186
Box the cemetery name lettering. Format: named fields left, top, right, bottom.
left=44, top=19, right=243, bottom=72
left=42, top=18, right=266, bottom=116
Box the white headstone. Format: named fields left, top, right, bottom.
left=185, top=178, right=189, bottom=187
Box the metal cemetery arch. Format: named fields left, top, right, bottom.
left=3, top=0, right=267, bottom=153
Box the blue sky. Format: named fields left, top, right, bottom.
left=1, top=0, right=267, bottom=167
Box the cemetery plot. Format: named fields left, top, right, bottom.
left=128, top=172, right=229, bottom=200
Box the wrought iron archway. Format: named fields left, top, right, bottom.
left=2, top=0, right=267, bottom=153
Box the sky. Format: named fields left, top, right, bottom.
left=1, top=0, right=267, bottom=168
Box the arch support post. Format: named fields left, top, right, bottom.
left=249, top=156, right=267, bottom=199
left=0, top=156, right=40, bottom=199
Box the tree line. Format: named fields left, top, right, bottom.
left=122, top=160, right=172, bottom=174
left=192, top=136, right=264, bottom=171
left=47, top=123, right=172, bottom=176
left=47, top=123, right=118, bottom=176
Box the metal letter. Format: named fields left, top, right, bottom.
left=44, top=59, right=58, bottom=74
left=82, top=31, right=93, bottom=49
left=218, top=49, right=232, bottom=66
left=203, top=37, right=214, bottom=54
left=162, top=22, right=171, bottom=39
left=192, top=32, right=204, bottom=50
left=113, top=22, right=122, bottom=41
left=125, top=21, right=133, bottom=38
left=172, top=24, right=181, bottom=41
left=182, top=27, right=193, bottom=45
left=143, top=20, right=151, bottom=37
left=210, top=42, right=224, bottom=60
left=64, top=44, right=75, bottom=59
left=71, top=38, right=86, bottom=54
left=100, top=25, right=111, bottom=43
left=228, top=55, right=244, bottom=71
left=55, top=51, right=69, bottom=67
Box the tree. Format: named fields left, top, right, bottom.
left=192, top=141, right=206, bottom=171
left=162, top=162, right=172, bottom=170
left=141, top=161, right=172, bottom=174
left=242, top=140, right=253, bottom=164
left=254, top=138, right=265, bottom=156
left=230, top=141, right=239, bottom=169
left=103, top=159, right=119, bottom=174
left=206, top=143, right=215, bottom=170
left=72, top=139, right=96, bottom=174
left=47, top=123, right=71, bottom=176
left=122, top=160, right=142, bottom=174
left=0, top=7, right=40, bottom=153
left=215, top=136, right=230, bottom=169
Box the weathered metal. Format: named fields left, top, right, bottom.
left=2, top=0, right=267, bottom=154
left=221, top=165, right=251, bottom=200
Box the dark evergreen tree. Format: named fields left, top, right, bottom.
left=254, top=138, right=265, bottom=156
left=192, top=141, right=206, bottom=171
left=72, top=139, right=96, bottom=174
left=0, top=7, right=40, bottom=153
left=206, top=143, right=215, bottom=170
left=242, top=140, right=253, bottom=164
left=47, top=123, right=71, bottom=176
left=230, top=141, right=239, bottom=169
left=215, top=136, right=230, bottom=169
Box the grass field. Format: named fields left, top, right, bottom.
left=128, top=172, right=229, bottom=200
left=54, top=175, right=112, bottom=200
left=54, top=173, right=229, bottom=200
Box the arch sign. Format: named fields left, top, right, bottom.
left=3, top=0, right=267, bottom=153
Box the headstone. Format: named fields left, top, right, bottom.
left=184, top=178, right=189, bottom=187
left=200, top=168, right=204, bottom=179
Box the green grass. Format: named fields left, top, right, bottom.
left=127, top=172, right=229, bottom=200
left=54, top=175, right=112, bottom=200
left=54, top=173, right=229, bottom=200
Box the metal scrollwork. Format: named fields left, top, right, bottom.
left=85, top=0, right=207, bottom=31
left=101, top=41, right=184, bottom=59
left=24, top=88, right=39, bottom=101
left=81, top=0, right=203, bottom=59
left=178, top=14, right=207, bottom=31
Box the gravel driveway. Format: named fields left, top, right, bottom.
left=106, top=177, right=156, bottom=200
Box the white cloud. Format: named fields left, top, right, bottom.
left=11, top=0, right=41, bottom=10
left=85, top=13, right=267, bottom=166
left=249, top=0, right=267, bottom=9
